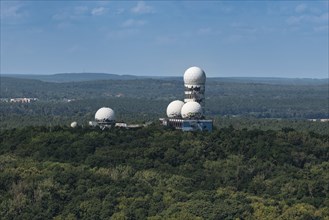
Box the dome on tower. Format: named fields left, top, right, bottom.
left=181, top=101, right=203, bottom=119
left=95, top=107, right=115, bottom=123
left=183, top=66, right=206, bottom=85
left=166, top=100, right=185, bottom=118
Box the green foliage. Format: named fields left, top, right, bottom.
left=1, top=77, right=328, bottom=130
left=0, top=125, right=328, bottom=219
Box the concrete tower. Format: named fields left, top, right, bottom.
left=183, top=66, right=206, bottom=112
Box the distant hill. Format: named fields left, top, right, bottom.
left=1, top=73, right=327, bottom=85
left=211, top=77, right=328, bottom=85
left=1, top=75, right=328, bottom=121
left=0, top=73, right=145, bottom=83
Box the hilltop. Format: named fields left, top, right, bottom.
left=1, top=72, right=327, bottom=85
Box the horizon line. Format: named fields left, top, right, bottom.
left=1, top=72, right=328, bottom=80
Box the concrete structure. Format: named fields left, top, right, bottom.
left=160, top=66, right=213, bottom=132
left=89, top=107, right=150, bottom=130
left=167, top=100, right=185, bottom=118
left=182, top=120, right=213, bottom=132
left=95, top=107, right=116, bottom=128
left=159, top=118, right=213, bottom=132
left=181, top=101, right=203, bottom=119
left=183, top=66, right=206, bottom=112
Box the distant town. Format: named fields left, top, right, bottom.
left=0, top=97, right=38, bottom=103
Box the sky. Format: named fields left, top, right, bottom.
left=1, top=1, right=328, bottom=78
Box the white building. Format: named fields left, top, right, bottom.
left=160, top=66, right=213, bottom=132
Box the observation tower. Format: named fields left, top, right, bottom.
left=159, top=66, right=213, bottom=132
left=184, top=66, right=206, bottom=112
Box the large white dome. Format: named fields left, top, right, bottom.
left=184, top=66, right=206, bottom=85
left=166, top=100, right=185, bottom=118
left=181, top=101, right=203, bottom=119
left=95, top=107, right=115, bottom=122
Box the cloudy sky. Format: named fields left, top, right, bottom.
left=1, top=1, right=328, bottom=78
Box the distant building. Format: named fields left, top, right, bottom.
left=89, top=107, right=147, bottom=130
left=9, top=98, right=38, bottom=103
left=94, top=107, right=116, bottom=129
left=159, top=118, right=213, bottom=132
left=160, top=66, right=213, bottom=132
left=308, top=119, right=329, bottom=122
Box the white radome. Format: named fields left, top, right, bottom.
left=95, top=107, right=115, bottom=123
left=89, top=121, right=98, bottom=127
left=181, top=101, right=203, bottom=119
left=166, top=100, right=185, bottom=118
left=184, top=66, right=206, bottom=85
left=70, top=121, right=77, bottom=128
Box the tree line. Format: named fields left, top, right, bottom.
left=0, top=125, right=328, bottom=219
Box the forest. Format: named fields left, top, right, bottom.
left=0, top=75, right=328, bottom=219
left=0, top=76, right=328, bottom=130
left=0, top=125, right=328, bottom=219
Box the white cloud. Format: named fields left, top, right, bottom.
left=314, top=25, right=328, bottom=32
left=286, top=16, right=303, bottom=25
left=52, top=11, right=67, bottom=21
left=107, top=29, right=139, bottom=39
left=231, top=22, right=257, bottom=33
left=316, top=12, right=329, bottom=22
left=53, top=5, right=89, bottom=21
left=95, top=1, right=110, bottom=6
left=261, top=26, right=277, bottom=33
left=197, top=28, right=221, bottom=36
left=155, top=36, right=176, bottom=45
left=286, top=13, right=329, bottom=25
left=226, top=35, right=243, bottom=43
left=116, top=8, right=125, bottom=15
left=67, top=45, right=83, bottom=53
left=131, top=1, right=154, bottom=14
left=0, top=2, right=28, bottom=21
left=57, top=22, right=73, bottom=29
left=122, top=19, right=146, bottom=28
left=91, top=7, right=107, bottom=16
left=295, top=4, right=307, bottom=13
left=198, top=28, right=211, bottom=35
left=266, top=4, right=290, bottom=16
left=74, top=6, right=88, bottom=15
left=219, top=6, right=233, bottom=14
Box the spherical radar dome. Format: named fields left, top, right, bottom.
left=166, top=100, right=185, bottom=118
left=184, top=66, right=206, bottom=85
left=70, top=121, right=77, bottom=128
left=181, top=101, right=203, bottom=119
left=95, top=107, right=115, bottom=123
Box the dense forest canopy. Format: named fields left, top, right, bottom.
left=1, top=75, right=328, bottom=219
left=0, top=125, right=328, bottom=219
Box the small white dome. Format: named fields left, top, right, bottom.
left=181, top=101, right=203, bottom=119
left=166, top=100, right=185, bottom=118
left=70, top=121, right=77, bottom=128
left=89, top=121, right=97, bottom=126
left=184, top=66, right=206, bottom=85
left=95, top=107, right=115, bottom=123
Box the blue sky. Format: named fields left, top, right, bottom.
left=1, top=1, right=328, bottom=78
